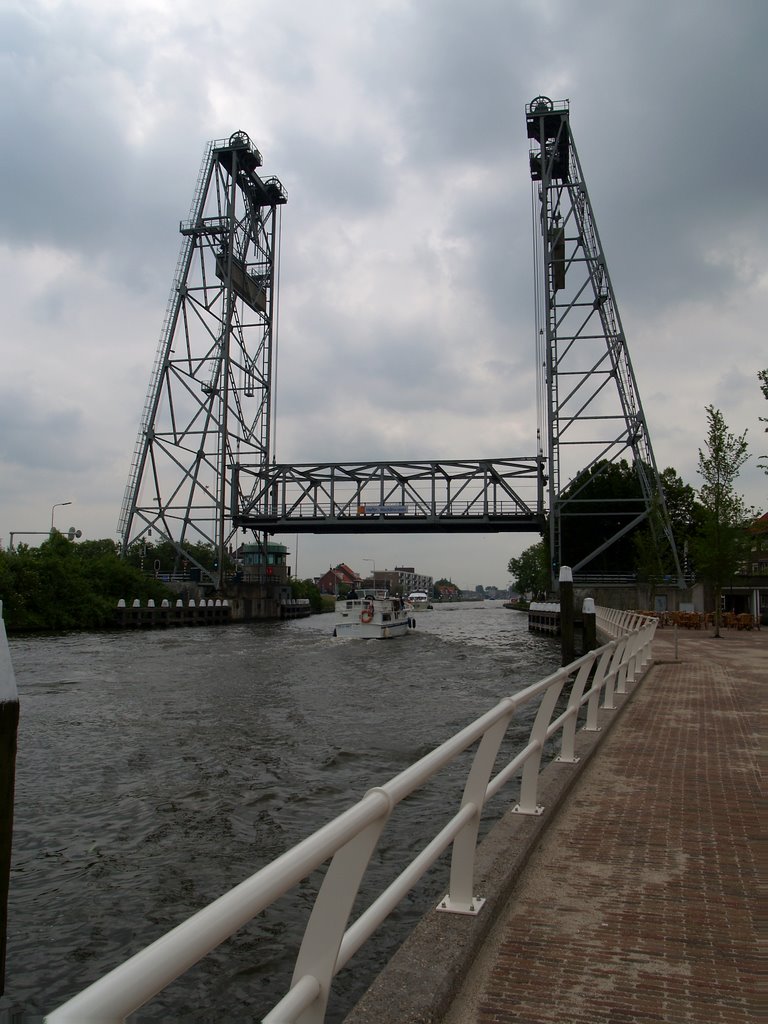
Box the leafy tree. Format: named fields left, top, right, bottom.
left=507, top=541, right=550, bottom=597
left=121, top=538, right=244, bottom=587
left=433, top=579, right=460, bottom=600
left=123, top=538, right=225, bottom=573
left=690, top=405, right=751, bottom=637
left=657, top=467, right=705, bottom=552
left=290, top=578, right=324, bottom=612
left=0, top=534, right=172, bottom=632
left=633, top=467, right=705, bottom=584
left=558, top=459, right=647, bottom=573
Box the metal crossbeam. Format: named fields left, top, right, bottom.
left=233, top=458, right=545, bottom=534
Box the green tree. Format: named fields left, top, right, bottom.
left=558, top=459, right=646, bottom=573
left=290, top=578, right=324, bottom=612
left=559, top=459, right=697, bottom=577
left=633, top=467, right=705, bottom=584
left=433, top=579, right=460, bottom=600
left=0, top=534, right=172, bottom=632
left=507, top=541, right=550, bottom=597
left=690, top=406, right=751, bottom=637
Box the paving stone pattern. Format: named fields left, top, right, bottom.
left=458, top=630, right=761, bottom=1024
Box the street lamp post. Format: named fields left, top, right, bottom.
left=50, top=501, right=72, bottom=533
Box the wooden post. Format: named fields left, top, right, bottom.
left=582, top=596, right=597, bottom=653
left=0, top=603, right=19, bottom=994
left=559, top=566, right=574, bottom=665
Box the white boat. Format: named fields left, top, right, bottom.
left=406, top=591, right=432, bottom=610
left=333, top=590, right=415, bottom=639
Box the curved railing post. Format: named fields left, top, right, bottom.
left=514, top=675, right=567, bottom=815
left=266, top=790, right=392, bottom=1024
left=439, top=700, right=517, bottom=914
left=557, top=658, right=595, bottom=763
left=638, top=620, right=657, bottom=670
left=602, top=636, right=628, bottom=710
left=616, top=631, right=637, bottom=693
left=585, top=645, right=615, bottom=731
left=623, top=629, right=640, bottom=685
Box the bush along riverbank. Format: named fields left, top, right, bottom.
left=0, top=535, right=328, bottom=633
left=0, top=535, right=173, bottom=633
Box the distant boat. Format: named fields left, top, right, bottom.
left=406, top=591, right=433, bottom=610
left=333, top=590, right=415, bottom=639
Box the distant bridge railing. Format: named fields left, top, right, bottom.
left=46, top=608, right=656, bottom=1024
left=575, top=573, right=696, bottom=588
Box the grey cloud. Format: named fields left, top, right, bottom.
left=1, top=0, right=764, bottom=580
left=0, top=388, right=88, bottom=473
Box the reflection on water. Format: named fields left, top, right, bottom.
left=1, top=602, right=559, bottom=1022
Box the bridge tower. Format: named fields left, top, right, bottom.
left=526, top=97, right=682, bottom=587
left=117, top=132, right=287, bottom=585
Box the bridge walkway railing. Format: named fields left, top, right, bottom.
left=43, top=607, right=656, bottom=1024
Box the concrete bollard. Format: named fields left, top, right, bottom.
left=582, top=596, right=597, bottom=652
left=559, top=566, right=574, bottom=665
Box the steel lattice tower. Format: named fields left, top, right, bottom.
left=526, top=97, right=682, bottom=587
left=117, top=132, right=287, bottom=584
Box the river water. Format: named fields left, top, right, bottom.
left=1, top=602, right=560, bottom=1023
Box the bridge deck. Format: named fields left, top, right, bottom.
left=345, top=627, right=762, bottom=1024
left=235, top=512, right=544, bottom=534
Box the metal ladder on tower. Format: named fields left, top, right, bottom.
left=117, top=143, right=214, bottom=543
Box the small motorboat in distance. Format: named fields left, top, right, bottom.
left=333, top=589, right=415, bottom=639
left=406, top=591, right=432, bottom=610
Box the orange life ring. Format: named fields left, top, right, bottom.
left=360, top=604, right=374, bottom=624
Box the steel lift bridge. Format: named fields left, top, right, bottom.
left=526, top=97, right=681, bottom=584
left=118, top=105, right=680, bottom=589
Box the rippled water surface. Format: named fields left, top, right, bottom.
left=1, top=603, right=559, bottom=1022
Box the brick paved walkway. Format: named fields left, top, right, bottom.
left=445, top=629, right=763, bottom=1024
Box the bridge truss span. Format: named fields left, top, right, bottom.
left=233, top=457, right=545, bottom=534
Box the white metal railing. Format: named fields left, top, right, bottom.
left=45, top=607, right=656, bottom=1024
left=1, top=599, right=20, bottom=999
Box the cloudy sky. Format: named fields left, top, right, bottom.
left=1, top=0, right=765, bottom=590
